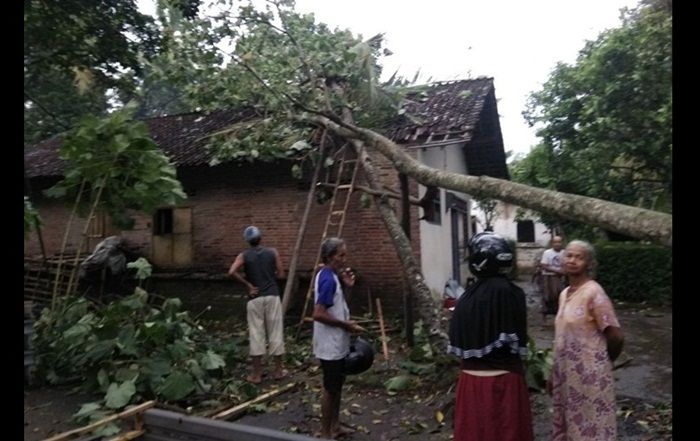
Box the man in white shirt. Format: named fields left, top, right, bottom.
left=540, top=236, right=565, bottom=325
left=312, top=238, right=365, bottom=439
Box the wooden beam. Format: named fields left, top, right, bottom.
left=42, top=401, right=156, bottom=441
left=211, top=382, right=297, bottom=421
left=375, top=298, right=390, bottom=366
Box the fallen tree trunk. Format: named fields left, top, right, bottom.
left=312, top=116, right=673, bottom=247
left=336, top=103, right=447, bottom=343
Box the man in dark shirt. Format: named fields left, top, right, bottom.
left=229, top=226, right=287, bottom=384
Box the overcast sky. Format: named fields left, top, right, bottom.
left=139, top=0, right=641, bottom=159
left=293, top=0, right=641, bottom=159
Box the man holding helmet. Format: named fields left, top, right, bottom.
left=448, top=232, right=533, bottom=441
left=312, top=237, right=366, bottom=439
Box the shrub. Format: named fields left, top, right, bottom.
left=594, top=241, right=672, bottom=305
left=524, top=338, right=552, bottom=392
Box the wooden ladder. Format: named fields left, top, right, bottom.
left=295, top=144, right=362, bottom=339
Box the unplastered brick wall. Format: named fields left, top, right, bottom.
left=24, top=196, right=86, bottom=256
left=180, top=157, right=422, bottom=316
left=25, top=151, right=424, bottom=316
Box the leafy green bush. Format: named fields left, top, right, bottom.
left=524, top=338, right=553, bottom=392
left=24, top=196, right=42, bottom=240
left=33, top=289, right=235, bottom=419
left=595, top=241, right=672, bottom=305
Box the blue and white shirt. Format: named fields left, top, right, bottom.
left=312, top=267, right=350, bottom=361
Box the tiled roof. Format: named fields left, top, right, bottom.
left=24, top=109, right=255, bottom=178
left=25, top=78, right=507, bottom=179
left=386, top=77, right=494, bottom=143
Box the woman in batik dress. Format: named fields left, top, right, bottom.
left=548, top=240, right=624, bottom=440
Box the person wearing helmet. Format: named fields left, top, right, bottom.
left=312, top=237, right=365, bottom=439
left=229, top=226, right=288, bottom=384
left=448, top=231, right=533, bottom=441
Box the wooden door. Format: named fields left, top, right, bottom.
left=152, top=207, right=192, bottom=267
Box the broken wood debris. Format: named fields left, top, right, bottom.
left=42, top=400, right=155, bottom=441
left=209, top=382, right=298, bottom=421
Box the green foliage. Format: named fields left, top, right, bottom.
left=45, top=106, right=186, bottom=229
left=359, top=192, right=372, bottom=208
left=24, top=0, right=162, bottom=143
left=595, top=241, right=672, bottom=305
left=141, top=0, right=418, bottom=168
left=384, top=375, right=413, bottom=393
left=397, top=360, right=435, bottom=375
left=127, top=257, right=153, bottom=281
left=518, top=2, right=671, bottom=213
left=24, top=0, right=204, bottom=144
left=523, top=338, right=553, bottom=393
left=32, top=289, right=230, bottom=413
left=474, top=197, right=499, bottom=230
left=24, top=197, right=42, bottom=239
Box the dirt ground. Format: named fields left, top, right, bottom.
left=24, top=277, right=672, bottom=440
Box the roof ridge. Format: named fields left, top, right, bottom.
left=419, top=77, right=494, bottom=87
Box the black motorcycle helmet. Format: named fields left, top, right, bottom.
left=344, top=337, right=374, bottom=375
left=468, top=231, right=514, bottom=277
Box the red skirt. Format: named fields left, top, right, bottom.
left=454, top=371, right=534, bottom=441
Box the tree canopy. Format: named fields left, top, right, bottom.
left=516, top=0, right=671, bottom=217
left=24, top=0, right=202, bottom=145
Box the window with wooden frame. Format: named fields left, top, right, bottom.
left=153, top=208, right=174, bottom=236
left=151, top=207, right=193, bottom=267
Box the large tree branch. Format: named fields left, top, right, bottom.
left=337, top=103, right=447, bottom=343
left=23, top=91, right=71, bottom=130
left=316, top=182, right=421, bottom=205
left=308, top=115, right=673, bottom=247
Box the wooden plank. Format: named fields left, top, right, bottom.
left=142, top=408, right=325, bottom=441
left=152, top=235, right=173, bottom=267
left=211, top=382, right=297, bottom=420
left=42, top=401, right=156, bottom=441
left=172, top=208, right=192, bottom=234
left=375, top=298, right=390, bottom=365
left=172, top=234, right=192, bottom=266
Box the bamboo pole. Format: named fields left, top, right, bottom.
left=375, top=298, right=390, bottom=366
left=66, top=177, right=107, bottom=296
left=51, top=179, right=86, bottom=312
left=281, top=131, right=328, bottom=313
left=42, top=401, right=155, bottom=441
left=367, top=287, right=373, bottom=316
left=210, top=382, right=297, bottom=420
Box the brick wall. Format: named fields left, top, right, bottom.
left=25, top=152, right=423, bottom=317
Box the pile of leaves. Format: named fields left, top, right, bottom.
left=32, top=288, right=244, bottom=434
left=617, top=397, right=672, bottom=440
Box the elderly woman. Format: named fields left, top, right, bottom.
left=548, top=240, right=624, bottom=440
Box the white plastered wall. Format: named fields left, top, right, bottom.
left=417, top=143, right=471, bottom=298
